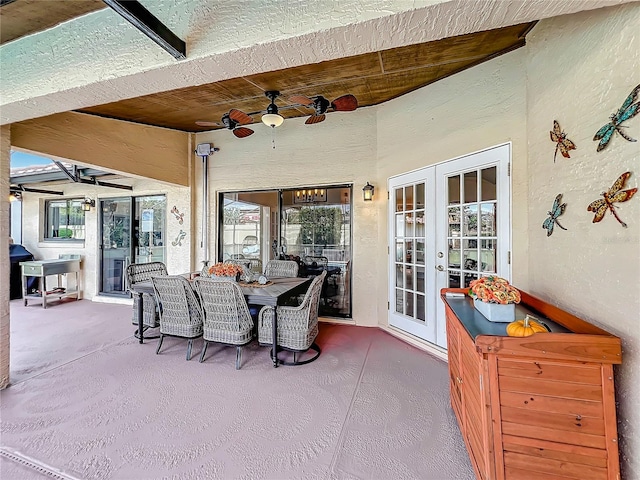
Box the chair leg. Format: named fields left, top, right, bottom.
left=187, top=339, right=194, bottom=361
left=236, top=346, right=242, bottom=370
left=200, top=341, right=209, bottom=363
left=279, top=343, right=321, bottom=366
left=156, top=334, right=164, bottom=354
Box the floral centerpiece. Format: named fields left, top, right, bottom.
left=469, top=276, right=521, bottom=304
left=207, top=262, right=244, bottom=280
left=468, top=276, right=520, bottom=322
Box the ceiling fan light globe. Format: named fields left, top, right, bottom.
left=261, top=113, right=284, bottom=128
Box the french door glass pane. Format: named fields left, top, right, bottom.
left=464, top=171, right=477, bottom=203
left=405, top=212, right=414, bottom=237
left=395, top=189, right=403, bottom=212
left=396, top=264, right=403, bottom=288
left=480, top=203, right=497, bottom=236
left=395, top=213, right=404, bottom=237
left=481, top=166, right=497, bottom=201
left=405, top=186, right=414, bottom=210
left=416, top=293, right=425, bottom=321
left=447, top=165, right=499, bottom=287
left=416, top=183, right=425, bottom=209
left=448, top=175, right=460, bottom=204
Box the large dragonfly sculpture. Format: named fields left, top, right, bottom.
left=593, top=84, right=640, bottom=152
left=587, top=172, right=637, bottom=228
left=550, top=121, right=576, bottom=162
left=542, top=194, right=567, bottom=236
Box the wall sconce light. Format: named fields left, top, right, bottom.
left=9, top=191, right=22, bottom=202
left=294, top=188, right=327, bottom=204
left=82, top=198, right=96, bottom=211
left=362, top=182, right=374, bottom=201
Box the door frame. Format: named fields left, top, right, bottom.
left=99, top=196, right=134, bottom=297
left=388, top=142, right=512, bottom=348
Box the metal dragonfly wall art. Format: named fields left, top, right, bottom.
left=593, top=84, right=640, bottom=152
left=549, top=121, right=576, bottom=162
left=542, top=193, right=567, bottom=236
left=587, top=172, right=637, bottom=228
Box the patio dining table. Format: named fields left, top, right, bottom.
left=129, top=275, right=311, bottom=367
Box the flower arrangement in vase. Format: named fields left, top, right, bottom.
left=207, top=262, right=244, bottom=281
left=468, top=276, right=520, bottom=322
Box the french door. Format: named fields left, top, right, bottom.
left=388, top=144, right=511, bottom=348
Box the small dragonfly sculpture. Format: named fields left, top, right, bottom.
left=587, top=172, right=637, bottom=228
left=542, top=194, right=567, bottom=236
left=171, top=205, right=184, bottom=225
left=549, top=120, right=576, bottom=162
left=593, top=84, right=640, bottom=152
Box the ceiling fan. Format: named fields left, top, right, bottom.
left=195, top=91, right=358, bottom=137
left=289, top=94, right=358, bottom=124
left=196, top=109, right=255, bottom=138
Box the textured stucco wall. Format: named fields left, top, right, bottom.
left=0, top=125, right=10, bottom=388
left=18, top=178, right=191, bottom=301
left=526, top=4, right=640, bottom=479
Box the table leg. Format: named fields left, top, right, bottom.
left=22, top=273, right=27, bottom=306
left=42, top=276, right=47, bottom=309
left=136, top=291, right=144, bottom=344
left=272, top=308, right=278, bottom=368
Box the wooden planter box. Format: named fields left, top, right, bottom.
left=441, top=288, right=621, bottom=480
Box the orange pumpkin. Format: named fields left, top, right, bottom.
left=506, top=315, right=548, bottom=337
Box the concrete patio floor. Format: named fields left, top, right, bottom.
left=1, top=299, right=473, bottom=479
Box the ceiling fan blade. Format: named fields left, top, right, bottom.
left=290, top=95, right=314, bottom=106
left=196, top=121, right=219, bottom=127
left=233, top=127, right=254, bottom=138
left=229, top=109, right=253, bottom=125
left=305, top=114, right=326, bottom=125
left=331, top=94, right=358, bottom=111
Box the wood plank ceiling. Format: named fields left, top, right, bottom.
left=1, top=1, right=535, bottom=134
left=79, top=22, right=534, bottom=133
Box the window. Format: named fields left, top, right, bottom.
left=45, top=199, right=85, bottom=240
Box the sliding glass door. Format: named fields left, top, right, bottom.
left=100, top=195, right=166, bottom=296
left=218, top=186, right=352, bottom=318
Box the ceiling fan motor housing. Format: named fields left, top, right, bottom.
left=314, top=96, right=331, bottom=114
left=265, top=90, right=280, bottom=114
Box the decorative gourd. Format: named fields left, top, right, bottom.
left=506, top=315, right=548, bottom=337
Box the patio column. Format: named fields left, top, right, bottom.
left=0, top=124, right=10, bottom=389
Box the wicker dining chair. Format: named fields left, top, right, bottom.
left=193, top=278, right=254, bottom=369
left=126, top=262, right=168, bottom=331
left=151, top=276, right=203, bottom=360
left=264, top=259, right=299, bottom=278
left=257, top=271, right=326, bottom=365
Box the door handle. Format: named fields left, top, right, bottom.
left=436, top=265, right=445, bottom=271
